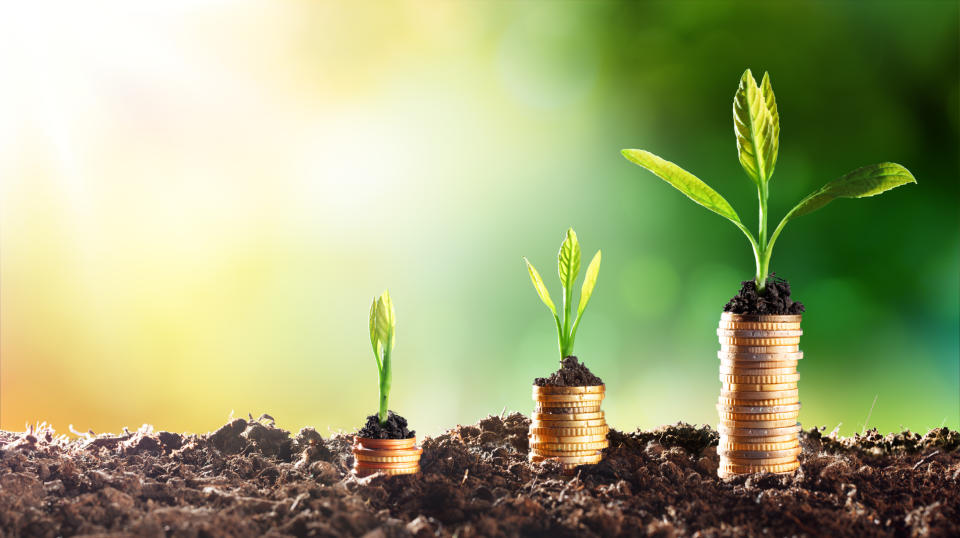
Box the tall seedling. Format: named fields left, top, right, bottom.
left=369, top=290, right=396, bottom=425
left=622, top=70, right=915, bottom=292
left=524, top=228, right=602, bottom=360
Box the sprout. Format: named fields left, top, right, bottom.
left=368, top=290, right=396, bottom=425
left=524, top=228, right=602, bottom=360
left=622, top=69, right=915, bottom=293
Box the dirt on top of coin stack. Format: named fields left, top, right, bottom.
left=1, top=413, right=958, bottom=536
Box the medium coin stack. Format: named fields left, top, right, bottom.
left=529, top=385, right=609, bottom=473
left=352, top=437, right=422, bottom=477
left=717, top=312, right=803, bottom=478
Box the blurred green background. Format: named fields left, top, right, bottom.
left=1, top=2, right=957, bottom=438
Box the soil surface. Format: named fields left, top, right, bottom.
left=356, top=411, right=416, bottom=440
left=724, top=274, right=805, bottom=315
left=534, top=356, right=604, bottom=387
left=2, top=414, right=958, bottom=537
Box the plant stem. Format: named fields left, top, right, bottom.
left=561, top=284, right=573, bottom=359
left=756, top=182, right=770, bottom=293
left=378, top=347, right=391, bottom=425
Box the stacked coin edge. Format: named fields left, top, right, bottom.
left=352, top=437, right=422, bottom=477
left=529, top=384, right=609, bottom=473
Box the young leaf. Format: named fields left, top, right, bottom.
left=621, top=149, right=743, bottom=225
left=577, top=249, right=601, bottom=318
left=783, top=162, right=916, bottom=222
left=760, top=72, right=780, bottom=177
left=558, top=228, right=581, bottom=293
left=733, top=69, right=778, bottom=185
left=524, top=257, right=557, bottom=315
left=369, top=297, right=381, bottom=372
left=375, top=291, right=396, bottom=353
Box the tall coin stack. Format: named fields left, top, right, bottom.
left=529, top=385, right=609, bottom=473
left=716, top=312, right=803, bottom=478
left=352, top=437, right=422, bottom=477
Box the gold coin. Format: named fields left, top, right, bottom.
left=529, top=433, right=609, bottom=444
left=718, top=397, right=799, bottom=407
left=531, top=448, right=604, bottom=458
left=721, top=453, right=799, bottom=465
left=355, top=437, right=418, bottom=450
left=530, top=440, right=609, bottom=451
left=719, top=389, right=798, bottom=400
left=718, top=447, right=801, bottom=459
left=535, top=406, right=603, bottom=415
left=529, top=426, right=609, bottom=437
left=718, top=461, right=800, bottom=474
left=722, top=383, right=798, bottom=392
left=718, top=320, right=802, bottom=331
left=354, top=453, right=422, bottom=463
left=529, top=453, right=603, bottom=464
left=719, top=366, right=798, bottom=376
left=717, top=350, right=803, bottom=361
left=720, top=345, right=800, bottom=354
left=530, top=418, right=607, bottom=428
left=717, top=328, right=803, bottom=338
left=354, top=461, right=421, bottom=470
left=531, top=411, right=604, bottom=421
left=721, top=433, right=798, bottom=444
left=532, top=384, right=605, bottom=395
left=719, top=418, right=798, bottom=429
left=718, top=411, right=799, bottom=421
left=535, top=398, right=603, bottom=408
left=719, top=336, right=801, bottom=346
left=533, top=392, right=605, bottom=403
left=717, top=403, right=801, bottom=414
left=719, top=362, right=800, bottom=372
left=720, top=313, right=802, bottom=323
left=720, top=373, right=800, bottom=384
left=355, top=465, right=420, bottom=477
left=718, top=439, right=799, bottom=451
left=718, top=424, right=801, bottom=436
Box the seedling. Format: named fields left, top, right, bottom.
left=622, top=69, right=915, bottom=292
left=524, top=228, right=601, bottom=359
left=368, top=290, right=396, bottom=425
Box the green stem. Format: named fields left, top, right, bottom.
left=553, top=313, right=566, bottom=360
left=561, top=283, right=573, bottom=359
left=378, top=347, right=391, bottom=425
left=756, top=182, right=770, bottom=292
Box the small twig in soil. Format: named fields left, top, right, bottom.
left=500, top=406, right=506, bottom=419
left=913, top=451, right=940, bottom=471
left=460, top=469, right=469, bottom=487
left=862, top=395, right=879, bottom=435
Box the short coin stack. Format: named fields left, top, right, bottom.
left=352, top=437, right=422, bottom=477
left=529, top=385, right=609, bottom=473
left=717, top=312, right=803, bottom=478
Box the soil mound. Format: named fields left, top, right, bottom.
left=534, top=356, right=604, bottom=387
left=724, top=275, right=805, bottom=315
left=357, top=410, right=416, bottom=439
left=2, top=415, right=957, bottom=536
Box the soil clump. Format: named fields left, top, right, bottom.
left=724, top=274, right=805, bottom=315
left=356, top=411, right=416, bottom=439
left=534, top=356, right=604, bottom=387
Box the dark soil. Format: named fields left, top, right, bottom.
left=2, top=414, right=958, bottom=537
left=534, top=356, right=604, bottom=387
left=724, top=274, right=805, bottom=315
left=356, top=411, right=416, bottom=440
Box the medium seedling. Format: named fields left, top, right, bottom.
left=622, top=69, right=916, bottom=293
left=524, top=228, right=601, bottom=360
left=368, top=290, right=396, bottom=425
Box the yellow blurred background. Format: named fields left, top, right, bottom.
left=2, top=2, right=957, bottom=438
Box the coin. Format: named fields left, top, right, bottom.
left=354, top=461, right=422, bottom=470
left=719, top=373, right=800, bottom=384
left=720, top=313, right=802, bottom=323
left=531, top=411, right=604, bottom=421
left=718, top=439, right=799, bottom=451
left=354, top=452, right=423, bottom=463
left=718, top=447, right=801, bottom=459
left=529, top=439, right=609, bottom=451
left=721, top=453, right=799, bottom=465
left=718, top=320, right=802, bottom=330
left=719, top=389, right=798, bottom=399
left=721, top=433, right=798, bottom=444
left=718, top=461, right=800, bottom=474
left=718, top=418, right=798, bottom=429
left=718, top=396, right=800, bottom=407
left=532, top=385, right=605, bottom=395
left=720, top=363, right=800, bottom=376
left=535, top=398, right=604, bottom=407
left=355, top=437, right=418, bottom=450
left=720, top=345, right=800, bottom=354
left=529, top=433, right=609, bottom=444
left=530, top=418, right=607, bottom=429
left=717, top=402, right=801, bottom=413
left=717, top=329, right=803, bottom=338
left=355, top=466, right=420, bottom=477
left=718, top=424, right=801, bottom=436
left=719, top=336, right=801, bottom=346
left=717, top=349, right=803, bottom=360
left=530, top=453, right=603, bottom=464
left=533, top=392, right=605, bottom=402
left=722, top=382, right=798, bottom=391
left=718, top=411, right=799, bottom=421
left=529, top=426, right=609, bottom=437
left=531, top=447, right=605, bottom=457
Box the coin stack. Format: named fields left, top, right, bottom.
left=716, top=312, right=803, bottom=478
left=529, top=385, right=609, bottom=473
left=352, top=437, right=422, bottom=477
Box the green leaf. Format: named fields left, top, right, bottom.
left=784, top=163, right=916, bottom=221
left=369, top=297, right=381, bottom=371
left=733, top=69, right=778, bottom=185
left=577, top=249, right=601, bottom=318
left=621, top=149, right=743, bottom=225
left=558, top=228, right=581, bottom=293
left=523, top=257, right=557, bottom=315
left=375, top=290, right=396, bottom=353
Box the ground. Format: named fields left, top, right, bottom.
left=1, top=414, right=957, bottom=537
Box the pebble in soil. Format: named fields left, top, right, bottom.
left=1, top=414, right=958, bottom=536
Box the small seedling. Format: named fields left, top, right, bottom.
left=622, top=69, right=916, bottom=292
left=524, top=228, right=601, bottom=359
left=368, top=290, right=396, bottom=425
